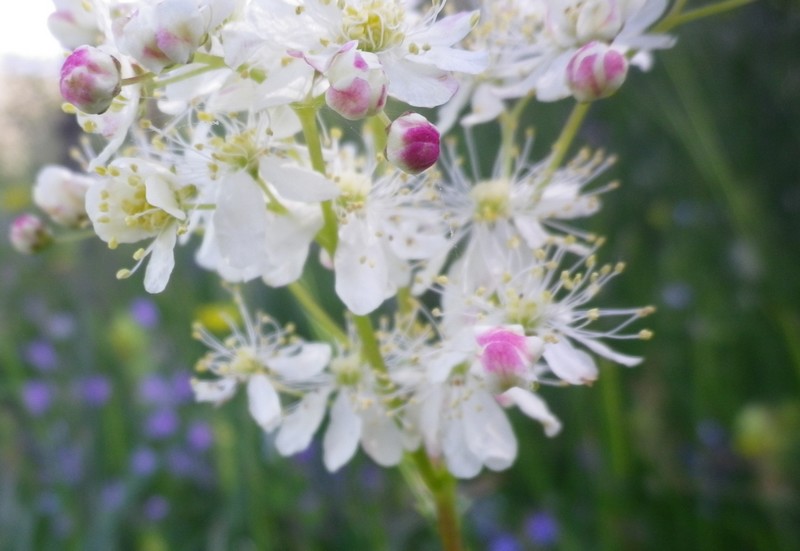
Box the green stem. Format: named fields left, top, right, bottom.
left=411, top=449, right=463, bottom=551
left=294, top=103, right=339, bottom=256
left=254, top=173, right=288, bottom=215
left=53, top=229, right=96, bottom=243
left=654, top=0, right=756, bottom=33
left=369, top=112, right=391, bottom=159
left=539, top=102, right=591, bottom=188
left=352, top=314, right=387, bottom=373
left=287, top=281, right=348, bottom=343
left=121, top=73, right=154, bottom=87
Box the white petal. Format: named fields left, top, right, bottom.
left=406, top=47, right=488, bottom=74
left=413, top=11, right=478, bottom=46
left=360, top=404, right=404, bottom=467
left=383, top=58, right=458, bottom=108
left=144, top=229, right=177, bottom=294
left=334, top=217, right=390, bottom=315
left=259, top=160, right=340, bottom=202
left=462, top=388, right=517, bottom=472
left=502, top=387, right=561, bottom=437
left=275, top=388, right=331, bottom=456
left=461, top=83, right=506, bottom=127
left=268, top=342, right=332, bottom=381
left=570, top=334, right=643, bottom=367
left=214, top=171, right=266, bottom=270
left=247, top=374, right=282, bottom=432
left=542, top=338, right=598, bottom=385
left=191, top=378, right=237, bottom=404
left=323, top=392, right=363, bottom=472
left=260, top=202, right=322, bottom=286
left=441, top=411, right=482, bottom=478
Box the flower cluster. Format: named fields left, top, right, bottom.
left=16, top=0, right=681, bottom=479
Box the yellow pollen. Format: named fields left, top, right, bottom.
left=340, top=0, right=406, bottom=52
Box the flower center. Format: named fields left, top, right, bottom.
left=335, top=171, right=372, bottom=212
left=340, top=0, right=406, bottom=53
left=228, top=347, right=263, bottom=376
left=503, top=286, right=551, bottom=332
left=470, top=179, right=511, bottom=223
left=331, top=354, right=362, bottom=386
left=116, top=174, right=174, bottom=232
left=210, top=130, right=263, bottom=174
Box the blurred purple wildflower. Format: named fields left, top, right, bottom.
left=101, top=480, right=127, bottom=511
left=525, top=511, right=560, bottom=547
left=143, top=495, right=170, bottom=522
left=130, top=447, right=159, bottom=476
left=165, top=448, right=194, bottom=475
left=22, top=380, right=54, bottom=416
left=45, top=312, right=76, bottom=340
left=23, top=339, right=58, bottom=371
left=186, top=421, right=214, bottom=452
left=75, top=374, right=112, bottom=407
left=489, top=534, right=521, bottom=551
left=130, top=297, right=160, bottom=329
left=144, top=408, right=180, bottom=439
left=139, top=374, right=172, bottom=406
left=55, top=444, right=85, bottom=485
left=171, top=371, right=194, bottom=403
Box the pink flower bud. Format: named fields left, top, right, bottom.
left=566, top=41, right=628, bottom=103
left=60, top=45, right=122, bottom=115
left=325, top=44, right=388, bottom=120
left=33, top=165, right=93, bottom=228
left=476, top=327, right=532, bottom=377
left=475, top=326, right=544, bottom=392
left=9, top=214, right=53, bottom=254
left=385, top=113, right=440, bottom=174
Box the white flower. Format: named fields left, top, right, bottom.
left=416, top=377, right=559, bottom=478
left=329, top=147, right=450, bottom=314
left=33, top=165, right=94, bottom=227
left=184, top=115, right=339, bottom=287
left=296, top=333, right=418, bottom=471
left=440, top=237, right=654, bottom=386
left=442, top=141, right=615, bottom=290
left=191, top=293, right=332, bottom=434
left=84, top=158, right=193, bottom=293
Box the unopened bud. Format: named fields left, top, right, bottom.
left=385, top=113, right=440, bottom=174
left=115, top=0, right=212, bottom=73
left=9, top=214, right=53, bottom=254
left=566, top=41, right=628, bottom=103
left=476, top=326, right=541, bottom=377
left=60, top=45, right=122, bottom=115
left=325, top=44, right=388, bottom=120
left=33, top=165, right=93, bottom=227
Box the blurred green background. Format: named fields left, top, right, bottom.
left=1, top=2, right=798, bottom=550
